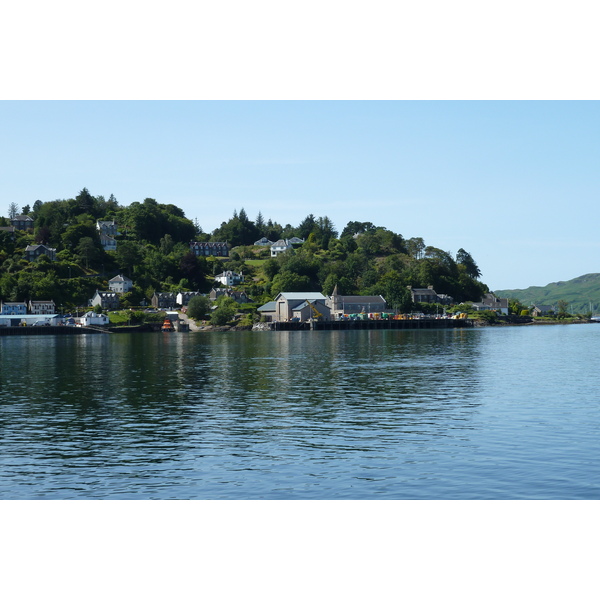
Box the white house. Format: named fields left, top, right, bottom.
left=108, top=274, right=133, bottom=294
left=472, top=293, right=509, bottom=315
left=97, top=221, right=118, bottom=251
left=78, top=311, right=109, bottom=326
left=214, top=270, right=244, bottom=287
left=97, top=220, right=118, bottom=236
left=176, top=291, right=202, bottom=306
left=28, top=300, right=56, bottom=315
left=270, top=239, right=293, bottom=257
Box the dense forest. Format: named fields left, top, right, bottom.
left=0, top=188, right=489, bottom=313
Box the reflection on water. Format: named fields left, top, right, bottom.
left=1, top=327, right=598, bottom=499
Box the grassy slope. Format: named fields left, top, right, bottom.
left=495, top=273, right=600, bottom=313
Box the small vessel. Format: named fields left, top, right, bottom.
left=161, top=318, right=174, bottom=332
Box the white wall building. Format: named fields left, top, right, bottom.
left=214, top=271, right=244, bottom=286
left=78, top=311, right=109, bottom=326
left=108, top=274, right=133, bottom=294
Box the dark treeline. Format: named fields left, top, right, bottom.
left=0, top=189, right=488, bottom=311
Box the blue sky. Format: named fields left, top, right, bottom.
left=1, top=100, right=598, bottom=290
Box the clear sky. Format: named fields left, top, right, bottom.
left=1, top=100, right=598, bottom=290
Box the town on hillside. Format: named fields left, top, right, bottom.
left=0, top=191, right=588, bottom=329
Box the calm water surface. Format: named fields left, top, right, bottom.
left=1, top=325, right=598, bottom=499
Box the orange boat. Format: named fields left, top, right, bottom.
left=161, top=318, right=174, bottom=332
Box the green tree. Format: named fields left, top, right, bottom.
left=557, top=299, right=570, bottom=319
left=456, top=248, right=482, bottom=279
left=210, top=304, right=237, bottom=326
left=75, top=237, right=102, bottom=269
left=187, top=295, right=210, bottom=320
left=8, top=202, right=19, bottom=219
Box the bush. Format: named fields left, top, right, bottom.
left=210, top=305, right=236, bottom=326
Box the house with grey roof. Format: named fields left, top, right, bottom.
left=28, top=300, right=56, bottom=315
left=471, top=293, right=509, bottom=315
left=25, top=244, right=56, bottom=262
left=0, top=301, right=27, bottom=315
left=90, top=290, right=120, bottom=310
left=273, top=291, right=329, bottom=322
left=531, top=304, right=555, bottom=317
left=11, top=215, right=34, bottom=231
left=152, top=292, right=176, bottom=309
left=189, top=241, right=229, bottom=257
left=408, top=286, right=450, bottom=304
left=108, top=274, right=133, bottom=294
left=270, top=239, right=292, bottom=257
left=257, top=301, right=277, bottom=322
left=214, top=270, right=244, bottom=287
left=254, top=237, right=274, bottom=246
left=209, top=288, right=251, bottom=304
left=0, top=226, right=16, bottom=241
left=97, top=220, right=118, bottom=236
left=328, top=285, right=387, bottom=318
left=97, top=221, right=118, bottom=251
left=176, top=291, right=202, bottom=306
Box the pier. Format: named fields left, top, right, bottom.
left=0, top=326, right=102, bottom=336
left=271, top=318, right=471, bottom=331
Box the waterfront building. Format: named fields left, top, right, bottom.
left=327, top=286, right=387, bottom=318
left=0, top=301, right=27, bottom=315
left=273, top=291, right=329, bottom=322
left=152, top=292, right=176, bottom=309
left=78, top=311, right=109, bottom=327
left=28, top=300, right=56, bottom=315
left=176, top=291, right=202, bottom=306
left=471, top=293, right=509, bottom=315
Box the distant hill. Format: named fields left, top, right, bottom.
left=495, top=273, right=600, bottom=314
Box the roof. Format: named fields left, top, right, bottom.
left=25, top=244, right=56, bottom=251
left=109, top=274, right=132, bottom=283
left=334, top=295, right=385, bottom=304
left=216, top=271, right=242, bottom=278
left=275, top=292, right=326, bottom=301
left=258, top=301, right=276, bottom=312
left=190, top=241, right=228, bottom=246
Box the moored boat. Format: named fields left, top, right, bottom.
left=161, top=318, right=174, bottom=332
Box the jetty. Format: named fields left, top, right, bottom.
left=270, top=318, right=471, bottom=331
